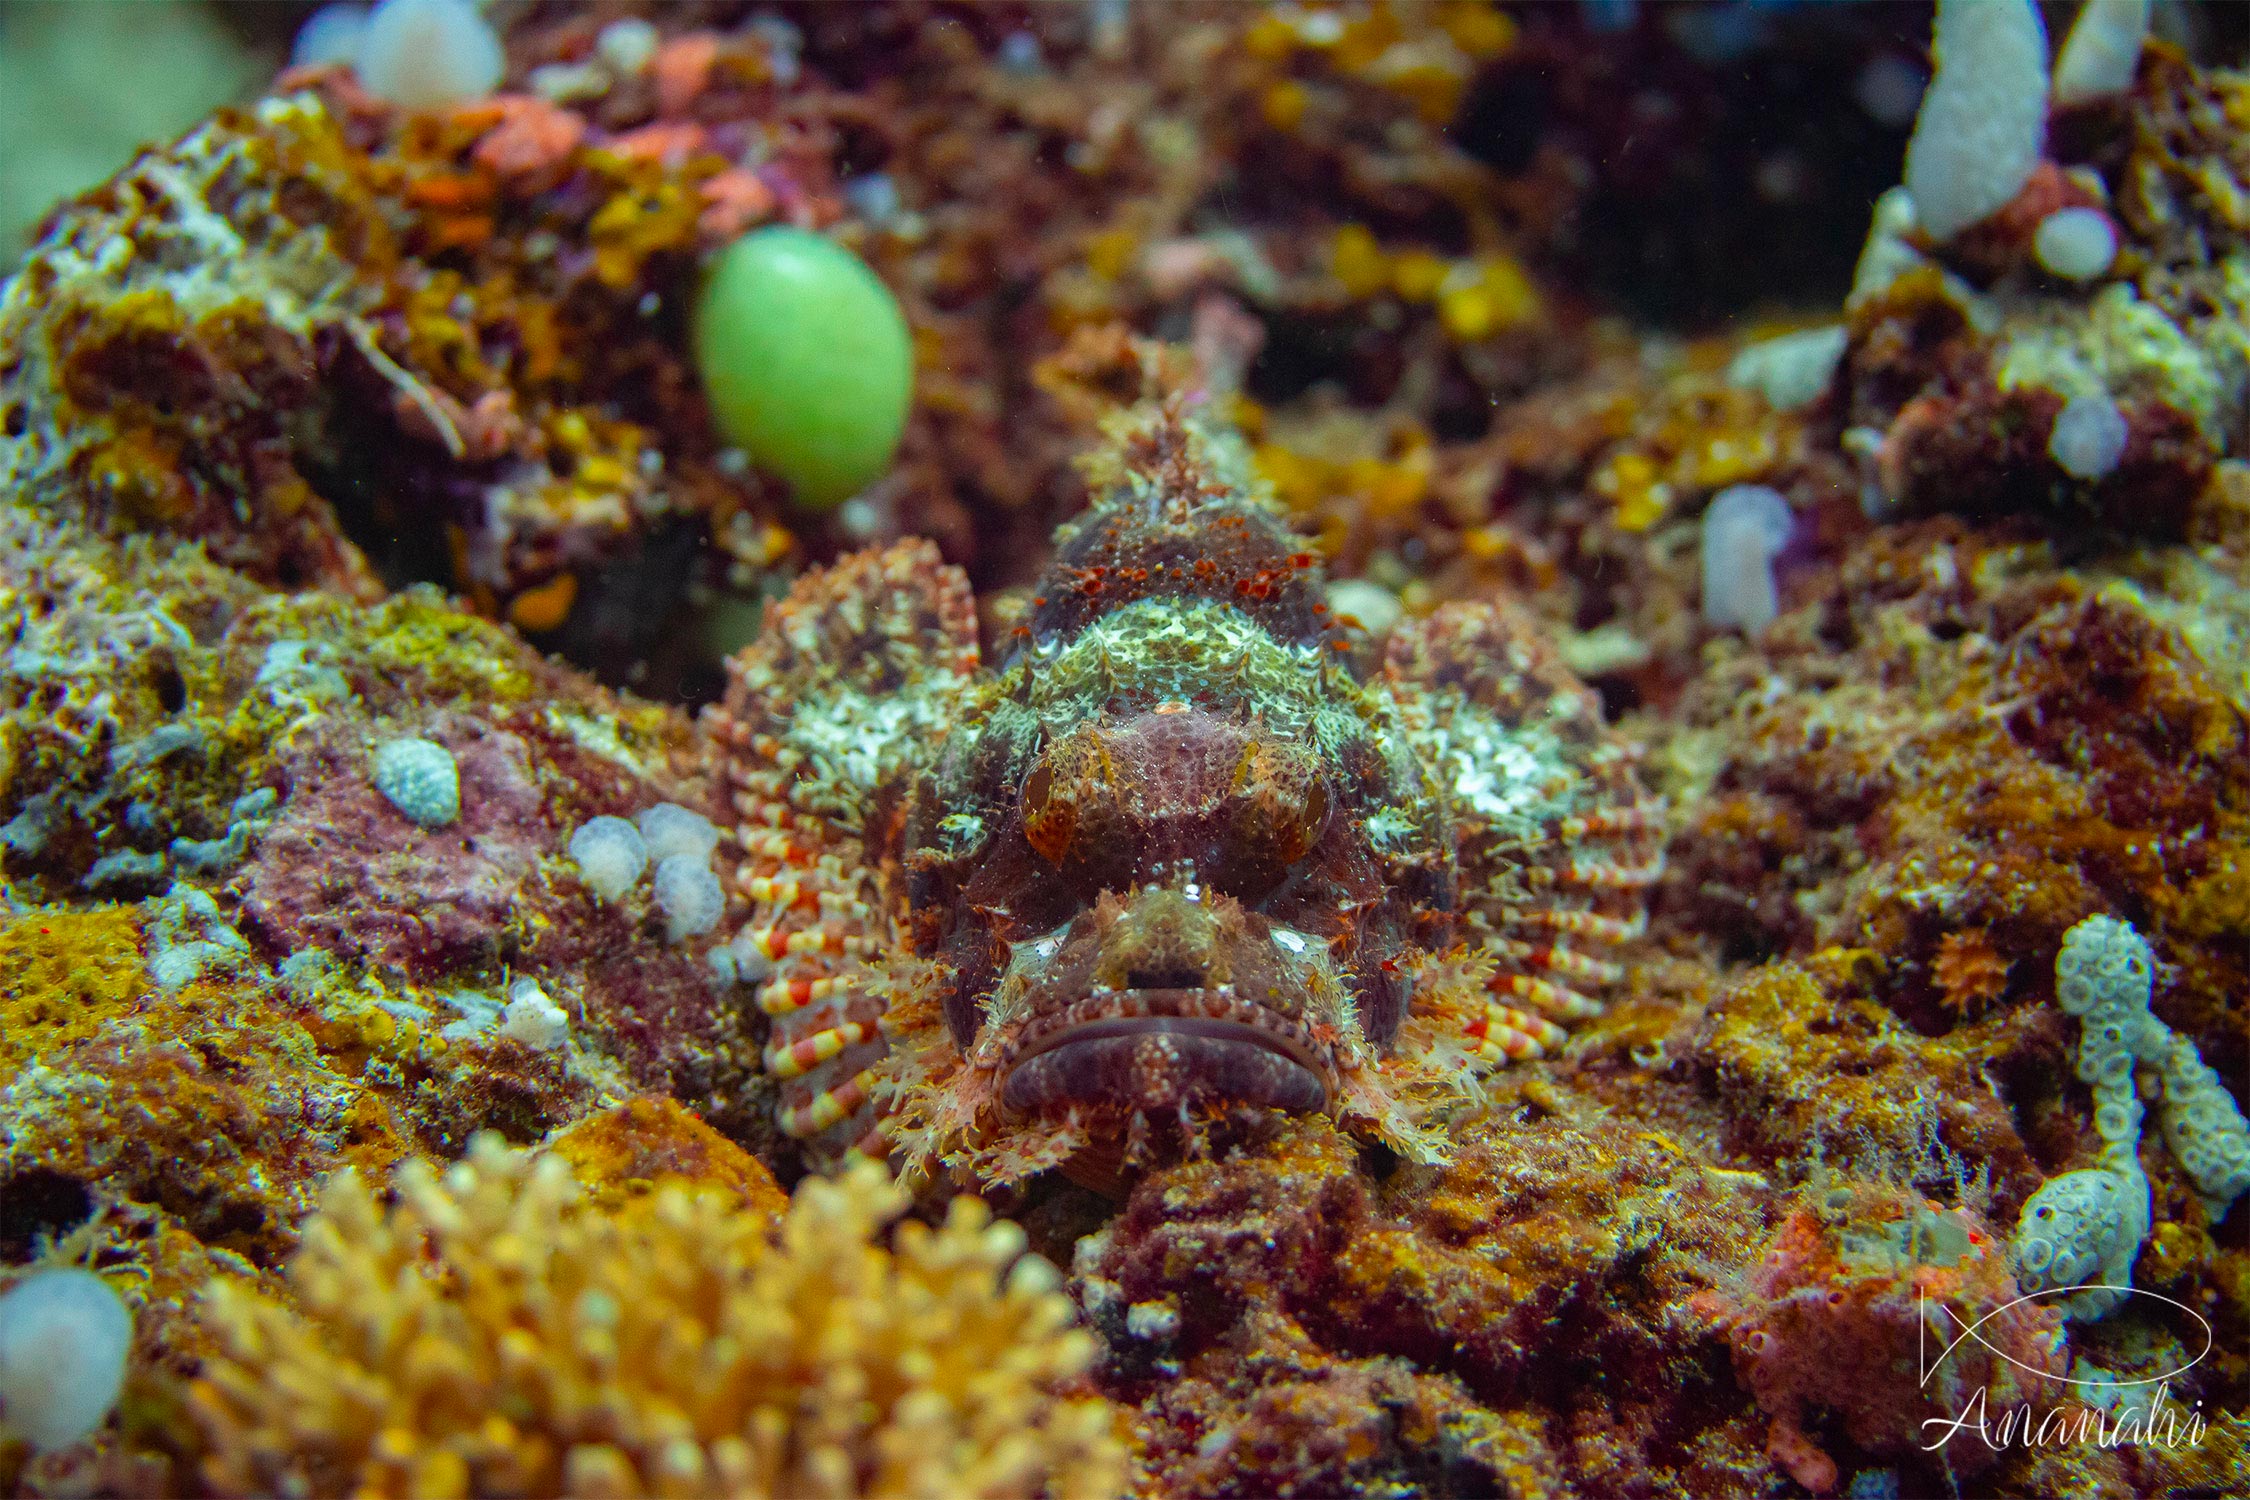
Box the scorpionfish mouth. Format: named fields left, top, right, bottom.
left=992, top=881, right=1348, bottom=1118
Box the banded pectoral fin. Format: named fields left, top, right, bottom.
left=709, top=538, right=982, bottom=834
left=1378, top=599, right=1664, bottom=1071
left=1338, top=947, right=1512, bottom=1162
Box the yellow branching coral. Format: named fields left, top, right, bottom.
left=190, top=1136, right=1125, bottom=1500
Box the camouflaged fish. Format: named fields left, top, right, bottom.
left=708, top=396, right=1662, bottom=1186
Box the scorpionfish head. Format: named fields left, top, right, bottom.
left=727, top=388, right=1659, bottom=1185
left=993, top=705, right=1373, bottom=1119
left=904, top=403, right=1438, bottom=1157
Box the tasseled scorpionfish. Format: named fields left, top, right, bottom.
left=708, top=398, right=1662, bottom=1186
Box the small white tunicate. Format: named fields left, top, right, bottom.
left=636, top=803, right=720, bottom=864
left=372, top=737, right=460, bottom=827
left=500, top=979, right=570, bottom=1051
left=569, top=815, right=648, bottom=902
left=1727, top=325, right=1848, bottom=412
left=1124, top=1300, right=1181, bottom=1341
left=747, top=16, right=803, bottom=86
left=835, top=495, right=883, bottom=542
left=292, top=3, right=371, bottom=67
left=653, top=854, right=725, bottom=942
left=1700, top=485, right=1796, bottom=633
left=354, top=0, right=505, bottom=110
left=2048, top=395, right=2131, bottom=480
left=2033, top=207, right=2118, bottom=282
left=997, top=30, right=1044, bottom=75
left=595, top=16, right=660, bottom=76
left=0, top=1268, right=133, bottom=1451
left=1854, top=52, right=1928, bottom=128
left=528, top=60, right=611, bottom=104
left=843, top=174, right=902, bottom=227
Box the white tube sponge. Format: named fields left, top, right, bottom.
left=1904, top=0, right=2050, bottom=242
left=0, top=1268, right=133, bottom=1451
left=1700, top=485, right=1795, bottom=633
left=1849, top=187, right=1927, bottom=307
left=1726, top=326, right=1846, bottom=412
left=2054, top=0, right=2151, bottom=107
left=355, top=0, right=503, bottom=111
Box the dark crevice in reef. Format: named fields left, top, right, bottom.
left=1247, top=314, right=1399, bottom=410
left=0, top=1167, right=96, bottom=1261
left=296, top=340, right=741, bottom=707
left=1451, top=5, right=1929, bottom=330
left=542, top=519, right=737, bottom=706
left=296, top=324, right=483, bottom=596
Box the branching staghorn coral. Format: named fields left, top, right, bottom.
left=190, top=1136, right=1125, bottom=1500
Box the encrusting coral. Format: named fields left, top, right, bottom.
left=190, top=1134, right=1125, bottom=1500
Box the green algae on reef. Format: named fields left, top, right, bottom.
left=693, top=226, right=916, bottom=510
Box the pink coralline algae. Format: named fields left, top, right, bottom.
left=1695, top=1185, right=2067, bottom=1494
left=235, top=717, right=542, bottom=978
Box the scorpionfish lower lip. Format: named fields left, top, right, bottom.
left=1001, top=1003, right=1332, bottom=1116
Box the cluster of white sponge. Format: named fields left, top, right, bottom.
left=567, top=803, right=727, bottom=943
left=1903, top=0, right=2051, bottom=243
left=1900, top=0, right=2153, bottom=250
left=2013, top=915, right=2250, bottom=1320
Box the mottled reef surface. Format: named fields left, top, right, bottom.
left=1, top=4, right=2248, bottom=1498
